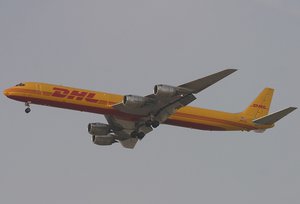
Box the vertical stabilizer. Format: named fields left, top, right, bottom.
left=242, top=88, right=274, bottom=119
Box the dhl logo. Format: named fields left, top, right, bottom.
left=252, top=104, right=267, bottom=109
left=51, top=87, right=99, bottom=103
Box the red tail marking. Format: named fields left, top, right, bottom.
left=252, top=104, right=267, bottom=109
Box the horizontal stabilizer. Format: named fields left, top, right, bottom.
left=253, top=107, right=297, bottom=125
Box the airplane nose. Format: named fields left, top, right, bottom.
left=3, top=88, right=10, bottom=96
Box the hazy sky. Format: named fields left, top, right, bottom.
left=1, top=1, right=299, bottom=203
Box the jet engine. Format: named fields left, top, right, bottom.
left=154, top=84, right=179, bottom=97
left=123, top=95, right=150, bottom=108
left=88, top=123, right=110, bottom=135
left=92, top=135, right=116, bottom=146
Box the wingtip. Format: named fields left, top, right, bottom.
left=224, top=68, right=238, bottom=73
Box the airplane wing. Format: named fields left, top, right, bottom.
left=178, top=69, right=238, bottom=94
left=107, top=69, right=237, bottom=148
left=113, top=69, right=237, bottom=118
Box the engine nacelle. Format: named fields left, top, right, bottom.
left=154, top=84, right=179, bottom=97
left=123, top=95, right=149, bottom=108
left=92, top=135, right=116, bottom=146
left=88, top=123, right=110, bottom=136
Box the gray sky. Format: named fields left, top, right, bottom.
left=0, top=0, right=299, bottom=203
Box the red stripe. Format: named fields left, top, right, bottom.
left=7, top=95, right=141, bottom=121
left=7, top=95, right=255, bottom=131
left=165, top=119, right=226, bottom=131
left=174, top=112, right=254, bottom=130
left=9, top=88, right=115, bottom=106
left=9, top=88, right=45, bottom=95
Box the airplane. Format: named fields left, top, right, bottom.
left=3, top=69, right=297, bottom=149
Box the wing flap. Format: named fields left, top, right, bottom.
left=154, top=94, right=196, bottom=122
left=119, top=138, right=138, bottom=149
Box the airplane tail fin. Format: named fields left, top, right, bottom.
left=242, top=88, right=274, bottom=119
left=253, top=107, right=297, bottom=125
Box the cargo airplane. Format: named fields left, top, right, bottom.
left=3, top=69, right=297, bottom=149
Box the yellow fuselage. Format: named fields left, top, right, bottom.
left=3, top=82, right=272, bottom=131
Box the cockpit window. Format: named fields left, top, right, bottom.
left=16, top=83, right=25, bottom=86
